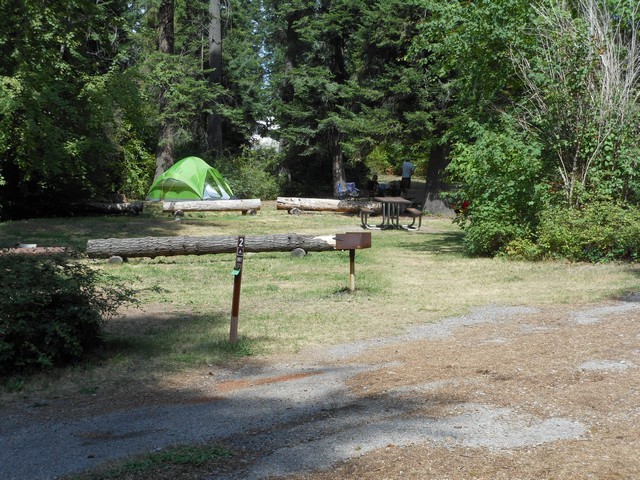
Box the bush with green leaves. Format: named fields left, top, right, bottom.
left=221, top=147, right=283, bottom=200
left=536, top=203, right=640, bottom=262
left=446, top=121, right=545, bottom=256
left=0, top=253, right=136, bottom=374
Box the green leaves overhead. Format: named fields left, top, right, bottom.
left=2, top=0, right=640, bottom=263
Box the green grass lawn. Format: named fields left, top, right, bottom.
left=2, top=201, right=639, bottom=396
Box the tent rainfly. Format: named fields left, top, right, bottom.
left=146, top=156, right=233, bottom=201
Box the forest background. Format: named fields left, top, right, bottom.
left=2, top=0, right=640, bottom=260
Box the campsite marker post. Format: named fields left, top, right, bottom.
left=230, top=235, right=245, bottom=345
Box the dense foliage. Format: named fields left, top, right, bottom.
left=422, top=0, right=640, bottom=259
left=0, top=0, right=147, bottom=217
left=0, top=253, right=135, bottom=374
left=536, top=203, right=640, bottom=262
left=1, top=0, right=639, bottom=261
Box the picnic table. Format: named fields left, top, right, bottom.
left=360, top=196, right=418, bottom=230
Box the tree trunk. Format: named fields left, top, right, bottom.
left=154, top=0, right=175, bottom=179
left=326, top=9, right=347, bottom=197
left=422, top=142, right=453, bottom=215
left=277, top=197, right=381, bottom=213
left=162, top=199, right=261, bottom=212
left=154, top=0, right=175, bottom=180
left=207, top=0, right=223, bottom=154
left=282, top=12, right=300, bottom=105
left=86, top=234, right=338, bottom=259
left=330, top=126, right=346, bottom=197
left=277, top=8, right=306, bottom=184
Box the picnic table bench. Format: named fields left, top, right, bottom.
left=360, top=200, right=423, bottom=231
left=403, top=207, right=423, bottom=230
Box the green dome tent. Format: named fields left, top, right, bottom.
left=146, top=156, right=233, bottom=201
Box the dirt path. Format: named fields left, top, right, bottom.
left=1, top=298, right=639, bottom=479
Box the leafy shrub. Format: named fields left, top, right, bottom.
left=463, top=213, right=529, bottom=257
left=537, top=203, right=640, bottom=262
left=503, top=238, right=542, bottom=261
left=363, top=145, right=393, bottom=175
left=0, top=253, right=136, bottom=374
left=446, top=121, right=545, bottom=256
left=221, top=148, right=283, bottom=200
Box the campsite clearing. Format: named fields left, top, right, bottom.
left=1, top=203, right=639, bottom=479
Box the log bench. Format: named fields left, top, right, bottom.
left=403, top=207, right=423, bottom=231
left=0, top=247, right=68, bottom=256
left=277, top=197, right=381, bottom=214
left=161, top=199, right=261, bottom=215
left=86, top=234, right=337, bottom=259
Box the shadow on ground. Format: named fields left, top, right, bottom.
left=399, top=231, right=465, bottom=256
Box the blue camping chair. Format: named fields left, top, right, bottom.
left=337, top=182, right=361, bottom=199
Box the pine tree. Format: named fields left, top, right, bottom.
left=155, top=0, right=176, bottom=179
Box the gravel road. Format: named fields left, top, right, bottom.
left=1, top=299, right=638, bottom=480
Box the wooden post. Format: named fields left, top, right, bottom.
left=230, top=236, right=245, bottom=345
left=349, top=249, right=356, bottom=293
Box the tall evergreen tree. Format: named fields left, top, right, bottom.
left=266, top=0, right=435, bottom=196
left=138, top=0, right=267, bottom=164
left=344, top=0, right=432, bottom=176
left=267, top=0, right=366, bottom=195
left=207, top=0, right=223, bottom=154
left=218, top=0, right=271, bottom=152
left=154, top=0, right=176, bottom=179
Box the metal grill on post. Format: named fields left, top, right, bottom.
left=335, top=232, right=372, bottom=292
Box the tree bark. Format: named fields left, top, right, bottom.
left=330, top=126, right=347, bottom=197
left=162, top=199, right=261, bottom=212
left=206, top=0, right=223, bottom=154
left=282, top=11, right=300, bottom=105
left=277, top=197, right=381, bottom=213
left=327, top=14, right=347, bottom=197
left=86, top=234, right=338, bottom=259
left=277, top=7, right=306, bottom=184
left=154, top=0, right=175, bottom=180
left=422, top=142, right=453, bottom=215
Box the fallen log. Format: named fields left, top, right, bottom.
left=162, top=199, right=261, bottom=213
left=81, top=202, right=143, bottom=215
left=0, top=247, right=68, bottom=256
left=86, top=233, right=337, bottom=259
left=276, top=197, right=381, bottom=213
